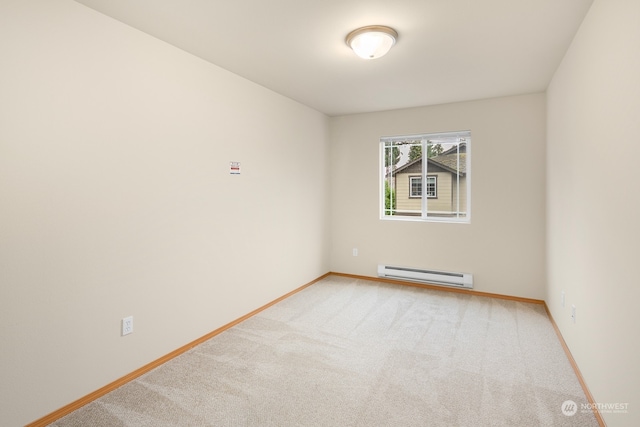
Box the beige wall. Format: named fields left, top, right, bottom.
left=0, top=1, right=329, bottom=425
left=547, top=1, right=640, bottom=426
left=5, top=1, right=637, bottom=426
left=329, top=94, right=546, bottom=299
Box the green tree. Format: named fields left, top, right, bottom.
left=408, top=143, right=443, bottom=162
left=409, top=145, right=422, bottom=162
left=384, top=180, right=396, bottom=215
left=428, top=143, right=443, bottom=158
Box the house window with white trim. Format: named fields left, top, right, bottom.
left=409, top=176, right=437, bottom=198
left=381, top=130, right=470, bottom=223
left=426, top=175, right=437, bottom=198
left=409, top=176, right=421, bottom=198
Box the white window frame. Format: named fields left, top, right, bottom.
left=380, top=130, right=471, bottom=224
left=409, top=176, right=437, bottom=198
left=425, top=175, right=437, bottom=198
left=409, top=176, right=422, bottom=198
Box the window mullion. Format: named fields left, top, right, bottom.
left=422, top=138, right=428, bottom=219
left=456, top=139, right=460, bottom=218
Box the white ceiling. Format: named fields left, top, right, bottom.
left=73, top=0, right=594, bottom=117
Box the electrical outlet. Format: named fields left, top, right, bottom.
left=352, top=248, right=358, bottom=256
left=122, top=316, right=133, bottom=336
left=571, top=305, right=576, bottom=324
left=561, top=291, right=565, bottom=307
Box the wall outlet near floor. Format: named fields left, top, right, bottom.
left=561, top=290, right=565, bottom=307
left=571, top=305, right=576, bottom=324
left=122, top=316, right=133, bottom=336
left=352, top=248, right=358, bottom=256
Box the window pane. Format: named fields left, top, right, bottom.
left=410, top=177, right=422, bottom=197
left=425, top=137, right=468, bottom=219
left=425, top=176, right=437, bottom=198
left=383, top=139, right=422, bottom=217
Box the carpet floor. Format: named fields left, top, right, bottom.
left=50, top=275, right=599, bottom=426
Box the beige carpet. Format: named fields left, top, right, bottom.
left=50, top=275, right=598, bottom=426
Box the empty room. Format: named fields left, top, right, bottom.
left=1, top=0, right=638, bottom=426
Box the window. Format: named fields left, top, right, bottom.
left=381, top=130, right=470, bottom=222
left=409, top=176, right=421, bottom=197
left=426, top=176, right=437, bottom=198
left=409, top=176, right=437, bottom=198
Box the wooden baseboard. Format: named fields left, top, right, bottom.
left=331, top=272, right=605, bottom=426
left=543, top=304, right=607, bottom=427
left=26, top=272, right=331, bottom=427
left=28, top=271, right=604, bottom=427
left=329, top=271, right=546, bottom=305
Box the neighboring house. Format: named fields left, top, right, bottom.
left=392, top=144, right=467, bottom=217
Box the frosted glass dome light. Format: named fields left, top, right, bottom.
left=346, top=25, right=398, bottom=60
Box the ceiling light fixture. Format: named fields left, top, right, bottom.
left=346, top=25, right=398, bottom=60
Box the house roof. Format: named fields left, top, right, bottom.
left=440, top=142, right=467, bottom=155
left=393, top=153, right=467, bottom=176
left=431, top=154, right=467, bottom=174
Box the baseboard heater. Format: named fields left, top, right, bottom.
left=377, top=265, right=473, bottom=289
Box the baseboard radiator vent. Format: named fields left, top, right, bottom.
left=377, top=265, right=473, bottom=289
